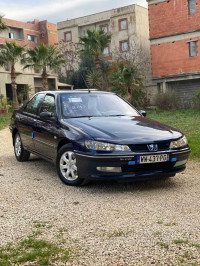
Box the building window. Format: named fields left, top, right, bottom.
left=9, top=33, right=14, bottom=39
left=188, top=0, right=196, bottom=15
left=103, top=47, right=110, bottom=57
left=5, top=63, right=11, bottom=71
left=189, top=41, right=197, bottom=57
left=28, top=35, right=37, bottom=43
left=119, top=19, right=128, bottom=31
left=120, top=40, right=129, bottom=52
left=64, top=31, right=72, bottom=42
left=66, top=51, right=73, bottom=62
left=100, top=24, right=109, bottom=33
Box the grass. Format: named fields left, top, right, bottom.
left=173, top=239, right=200, bottom=248
left=0, top=112, right=11, bottom=130
left=153, top=231, right=161, bottom=236
left=0, top=235, right=70, bottom=265
left=0, top=221, right=71, bottom=265
left=148, top=109, right=200, bottom=160
left=33, top=221, right=53, bottom=229
left=157, top=242, right=169, bottom=249
left=107, top=230, right=134, bottom=238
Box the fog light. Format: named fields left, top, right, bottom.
left=96, top=167, right=122, bottom=173
left=174, top=159, right=188, bottom=167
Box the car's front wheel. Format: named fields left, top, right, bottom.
left=56, top=144, right=88, bottom=186
left=14, top=133, right=30, bottom=162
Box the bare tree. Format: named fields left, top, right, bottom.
left=111, top=40, right=151, bottom=85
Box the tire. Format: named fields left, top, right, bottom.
left=56, top=144, right=88, bottom=186
left=14, top=133, right=30, bottom=162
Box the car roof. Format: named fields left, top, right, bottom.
left=37, top=90, right=114, bottom=95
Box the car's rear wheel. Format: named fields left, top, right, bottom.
left=14, top=133, right=30, bottom=162
left=56, top=144, right=88, bottom=186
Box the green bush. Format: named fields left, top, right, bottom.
left=154, top=90, right=181, bottom=110
left=193, top=89, right=200, bottom=109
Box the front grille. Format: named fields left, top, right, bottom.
left=121, top=162, right=175, bottom=173
left=128, top=142, right=170, bottom=152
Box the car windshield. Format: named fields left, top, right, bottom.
left=60, top=93, right=139, bottom=118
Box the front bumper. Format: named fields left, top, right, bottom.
left=75, top=148, right=191, bottom=181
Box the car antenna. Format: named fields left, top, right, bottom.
left=81, top=74, right=91, bottom=93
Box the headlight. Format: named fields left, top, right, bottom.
left=85, top=140, right=131, bottom=152
left=170, top=136, right=188, bottom=149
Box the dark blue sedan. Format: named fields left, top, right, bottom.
left=10, top=90, right=190, bottom=186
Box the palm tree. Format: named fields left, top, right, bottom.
left=0, top=41, right=25, bottom=109
left=24, top=43, right=65, bottom=91
left=80, top=29, right=111, bottom=74
left=0, top=16, right=7, bottom=32
left=110, top=63, right=143, bottom=105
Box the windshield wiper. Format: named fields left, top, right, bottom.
left=104, top=114, right=127, bottom=117
left=65, top=115, right=101, bottom=118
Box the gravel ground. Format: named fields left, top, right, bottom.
left=0, top=128, right=200, bottom=265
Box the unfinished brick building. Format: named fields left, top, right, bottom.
left=0, top=18, right=59, bottom=100
left=148, top=0, right=200, bottom=102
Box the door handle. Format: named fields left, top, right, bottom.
left=33, top=119, right=38, bottom=126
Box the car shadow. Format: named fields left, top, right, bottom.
left=83, top=178, right=178, bottom=193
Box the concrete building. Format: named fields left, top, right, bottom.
left=148, top=0, right=200, bottom=102
left=57, top=4, right=153, bottom=90
left=0, top=18, right=59, bottom=100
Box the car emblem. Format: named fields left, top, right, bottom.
left=147, top=144, right=158, bottom=152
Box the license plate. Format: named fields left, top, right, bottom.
left=138, top=154, right=169, bottom=164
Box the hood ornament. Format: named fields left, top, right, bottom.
left=147, top=144, right=158, bottom=152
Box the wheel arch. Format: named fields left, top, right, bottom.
left=12, top=128, right=18, bottom=146
left=57, top=139, right=72, bottom=152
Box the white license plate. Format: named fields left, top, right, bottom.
left=138, top=154, right=169, bottom=164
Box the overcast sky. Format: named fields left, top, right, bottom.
left=0, top=0, right=147, bottom=23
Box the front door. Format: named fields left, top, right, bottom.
left=33, top=94, right=58, bottom=160
left=18, top=93, right=45, bottom=151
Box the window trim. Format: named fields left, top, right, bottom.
left=27, top=34, right=37, bottom=43
left=64, top=31, right=72, bottom=42
left=188, top=0, right=196, bottom=15
left=103, top=46, right=111, bottom=58
left=9, top=32, right=14, bottom=39
left=23, top=93, right=45, bottom=117
left=119, top=40, right=129, bottom=52
left=119, top=18, right=128, bottom=31
left=99, top=24, right=109, bottom=33
left=188, top=40, right=198, bottom=57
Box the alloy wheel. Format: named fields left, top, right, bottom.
left=59, top=151, right=78, bottom=181
left=15, top=135, right=22, bottom=157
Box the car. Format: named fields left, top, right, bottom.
left=10, top=90, right=190, bottom=186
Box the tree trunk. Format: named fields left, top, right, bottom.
left=11, top=64, right=19, bottom=109
left=95, top=54, right=105, bottom=91
left=42, top=68, right=48, bottom=91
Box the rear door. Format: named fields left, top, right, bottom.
left=33, top=94, right=58, bottom=160
left=18, top=93, right=45, bottom=151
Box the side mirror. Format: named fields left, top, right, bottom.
left=139, top=110, right=146, bottom=117
left=40, top=111, right=55, bottom=120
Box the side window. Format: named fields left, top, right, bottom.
left=40, top=95, right=56, bottom=116
left=24, top=94, right=45, bottom=115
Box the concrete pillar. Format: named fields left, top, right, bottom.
left=160, top=81, right=168, bottom=93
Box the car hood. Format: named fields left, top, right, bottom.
left=63, top=116, right=183, bottom=144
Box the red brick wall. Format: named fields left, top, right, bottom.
left=1, top=18, right=57, bottom=48
left=149, top=0, right=200, bottom=39
left=151, top=37, right=200, bottom=77
left=47, top=22, right=58, bottom=46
